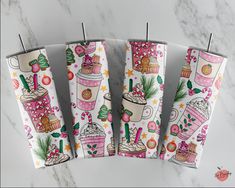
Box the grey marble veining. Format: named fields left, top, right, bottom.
left=1, top=0, right=235, bottom=187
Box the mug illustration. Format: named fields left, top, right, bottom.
left=122, top=76, right=157, bottom=122
left=119, top=126, right=146, bottom=158
left=8, top=51, right=50, bottom=72
left=195, top=51, right=224, bottom=87
left=20, top=75, right=61, bottom=133
left=177, top=97, right=211, bottom=140
left=79, top=112, right=106, bottom=158
left=129, top=41, right=160, bottom=74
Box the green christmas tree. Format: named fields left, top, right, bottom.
left=140, top=75, right=158, bottom=100
left=174, top=80, right=187, bottom=102
left=38, top=53, right=49, bottom=71
left=66, top=48, right=75, bottom=65
left=97, top=104, right=108, bottom=121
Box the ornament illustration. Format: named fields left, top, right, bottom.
left=79, top=112, right=106, bottom=158
left=166, top=140, right=177, bottom=152
left=42, top=75, right=51, bottom=85
left=195, top=51, right=223, bottom=87
left=129, top=41, right=160, bottom=74
left=215, top=167, right=232, bottom=182
left=20, top=75, right=60, bottom=133
left=119, top=126, right=146, bottom=158
left=67, top=69, right=74, bottom=80
left=147, top=138, right=157, bottom=149
left=170, top=124, right=179, bottom=136
left=122, top=76, right=157, bottom=122
left=66, top=47, right=75, bottom=65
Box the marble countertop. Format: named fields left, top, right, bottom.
left=1, top=0, right=235, bottom=187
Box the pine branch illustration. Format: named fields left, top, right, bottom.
left=34, top=136, right=52, bottom=161
left=141, top=75, right=158, bottom=100
left=174, top=80, right=187, bottom=102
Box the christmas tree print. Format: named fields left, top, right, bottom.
left=38, top=53, right=49, bottom=71
left=66, top=48, right=75, bottom=65
left=34, top=136, right=52, bottom=161
left=174, top=80, right=187, bottom=102
left=97, top=104, right=108, bottom=121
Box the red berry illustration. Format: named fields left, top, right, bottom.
left=68, top=70, right=74, bottom=80
left=215, top=167, right=231, bottom=182
left=42, top=75, right=51, bottom=85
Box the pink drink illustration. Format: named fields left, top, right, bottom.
left=118, top=127, right=146, bottom=158
left=20, top=76, right=60, bottom=133
left=177, top=93, right=211, bottom=140
left=195, top=50, right=224, bottom=87
left=76, top=70, right=103, bottom=111
left=129, top=41, right=160, bottom=74
left=79, top=112, right=106, bottom=158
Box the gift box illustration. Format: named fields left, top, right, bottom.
left=79, top=112, right=106, bottom=158
left=6, top=48, right=72, bottom=168
left=130, top=41, right=160, bottom=74
left=161, top=47, right=227, bottom=168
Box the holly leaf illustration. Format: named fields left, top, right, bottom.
left=88, top=151, right=92, bottom=155
left=93, top=144, right=97, bottom=148
left=180, top=124, right=183, bottom=130
left=156, top=120, right=160, bottom=125
left=191, top=118, right=196, bottom=121
left=187, top=80, right=192, bottom=89
left=93, top=151, right=97, bottom=155
left=183, top=128, right=188, bottom=132
left=184, top=119, right=187, bottom=124
left=157, top=75, right=163, bottom=84
left=87, top=144, right=92, bottom=149
left=51, top=133, right=61, bottom=138
left=188, top=123, right=192, bottom=126
left=188, top=114, right=191, bottom=119
left=74, top=122, right=80, bottom=130
left=193, top=88, right=201, bottom=94
left=60, top=125, right=66, bottom=132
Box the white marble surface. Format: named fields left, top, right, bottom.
left=1, top=0, right=235, bottom=187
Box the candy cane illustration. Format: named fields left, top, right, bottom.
left=185, top=48, right=197, bottom=64
left=81, top=111, right=92, bottom=125
left=202, top=87, right=212, bottom=101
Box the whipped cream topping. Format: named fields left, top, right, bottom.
left=20, top=76, right=47, bottom=102
left=119, top=128, right=146, bottom=152
left=80, top=123, right=105, bottom=137
left=188, top=97, right=211, bottom=119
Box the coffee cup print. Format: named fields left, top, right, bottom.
left=195, top=51, right=224, bottom=87
left=20, top=75, right=61, bottom=133
left=177, top=97, right=211, bottom=140
left=122, top=93, right=153, bottom=122
left=6, top=48, right=72, bottom=168
left=76, top=70, right=103, bottom=111
left=130, top=41, right=160, bottom=74
left=79, top=112, right=106, bottom=158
